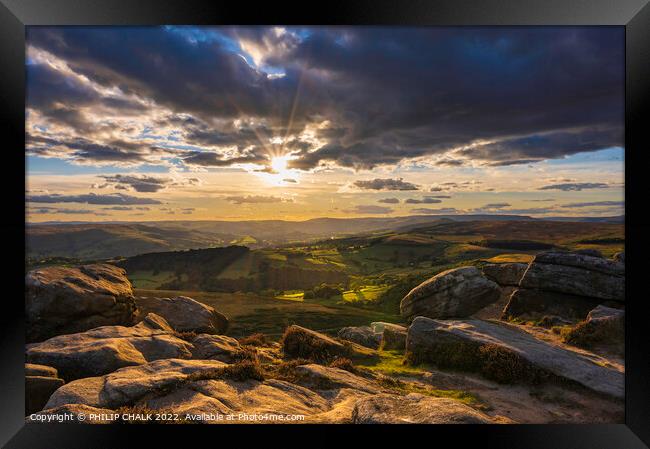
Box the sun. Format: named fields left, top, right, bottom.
left=258, top=154, right=298, bottom=186
left=270, top=155, right=290, bottom=174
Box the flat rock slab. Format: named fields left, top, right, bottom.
left=352, top=393, right=493, bottom=424
left=406, top=317, right=623, bottom=399
left=46, top=358, right=228, bottom=410
left=294, top=364, right=380, bottom=394
left=25, top=363, right=59, bottom=378
left=400, top=266, right=501, bottom=320
left=146, top=377, right=330, bottom=419
left=26, top=313, right=194, bottom=380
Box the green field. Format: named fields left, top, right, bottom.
left=342, top=285, right=390, bottom=303
left=275, top=290, right=305, bottom=302
left=128, top=271, right=183, bottom=289
left=136, top=288, right=403, bottom=338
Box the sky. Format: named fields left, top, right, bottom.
left=25, top=26, right=624, bottom=222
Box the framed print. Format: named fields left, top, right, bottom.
left=1, top=0, right=649, bottom=447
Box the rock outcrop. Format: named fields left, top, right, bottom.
left=406, top=317, right=623, bottom=399
left=377, top=323, right=408, bottom=350
left=189, top=334, right=243, bottom=363
left=337, top=326, right=381, bottom=349
left=45, top=358, right=229, bottom=410
left=26, top=313, right=194, bottom=380
left=503, top=251, right=625, bottom=321
left=518, top=252, right=624, bottom=301
left=352, top=393, right=493, bottom=424
left=42, top=358, right=379, bottom=422
left=481, top=263, right=527, bottom=287
left=400, top=266, right=501, bottom=321
left=134, top=296, right=228, bottom=334
left=613, top=252, right=625, bottom=264
left=26, top=264, right=137, bottom=342
left=503, top=288, right=602, bottom=321
left=25, top=364, right=65, bottom=415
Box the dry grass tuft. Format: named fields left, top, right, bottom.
left=238, top=333, right=269, bottom=347
left=328, top=357, right=357, bottom=374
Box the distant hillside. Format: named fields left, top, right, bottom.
left=26, top=223, right=234, bottom=259
left=116, top=246, right=249, bottom=291
left=26, top=214, right=624, bottom=260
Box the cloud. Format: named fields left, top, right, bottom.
left=538, top=182, right=609, bottom=191
left=343, top=205, right=393, bottom=214
left=224, top=195, right=293, bottom=204
left=378, top=197, right=400, bottom=204
left=527, top=198, right=555, bottom=202
left=25, top=27, right=622, bottom=171
left=482, top=203, right=511, bottom=209
left=405, top=197, right=443, bottom=204
left=353, top=178, right=419, bottom=191
left=283, top=178, right=297, bottom=183
left=95, top=174, right=170, bottom=192
left=27, top=192, right=162, bottom=205
left=411, top=207, right=459, bottom=214
left=28, top=206, right=108, bottom=216
left=560, top=200, right=624, bottom=208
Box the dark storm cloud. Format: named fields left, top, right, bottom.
left=483, top=203, right=511, bottom=209
left=405, top=197, right=443, bottom=204
left=353, top=178, right=419, bottom=191
left=343, top=205, right=393, bottom=214
left=560, top=200, right=624, bottom=208
left=457, top=128, right=623, bottom=166
left=538, top=182, right=610, bottom=191
left=378, top=198, right=400, bottom=204
left=26, top=133, right=180, bottom=166
left=28, top=206, right=105, bottom=215
left=182, top=151, right=268, bottom=167
left=411, top=207, right=459, bottom=214
left=97, top=174, right=172, bottom=192
left=97, top=174, right=200, bottom=192
left=26, top=27, right=624, bottom=170
left=27, top=193, right=162, bottom=205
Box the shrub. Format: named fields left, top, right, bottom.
left=238, top=333, right=268, bottom=347
left=231, top=346, right=260, bottom=364
left=478, top=344, right=548, bottom=384
left=281, top=326, right=342, bottom=362
left=171, top=330, right=197, bottom=342
left=406, top=339, right=550, bottom=385
left=562, top=318, right=624, bottom=351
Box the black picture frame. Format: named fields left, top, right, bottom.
left=1, top=1, right=648, bottom=447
